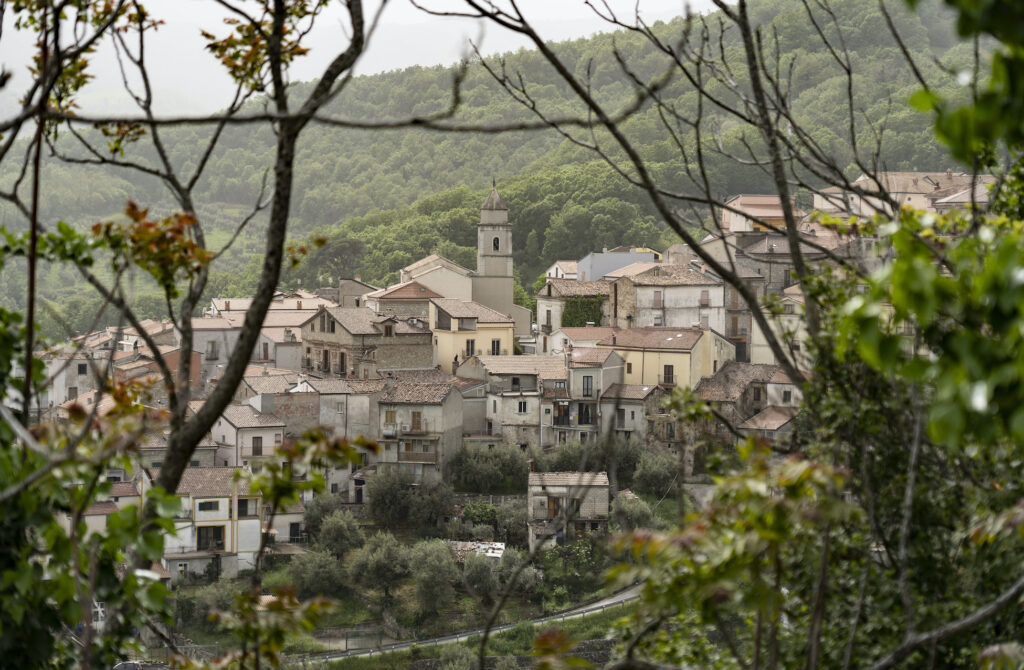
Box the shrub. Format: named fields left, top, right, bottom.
left=289, top=548, right=347, bottom=599
left=462, top=501, right=498, bottom=527
left=633, top=447, right=679, bottom=497
left=303, top=493, right=346, bottom=539
left=471, top=524, right=494, bottom=541
left=409, top=540, right=459, bottom=615
left=463, top=552, right=498, bottom=605
left=440, top=643, right=476, bottom=670
left=347, top=531, right=410, bottom=600
left=495, top=501, right=528, bottom=547
left=409, top=479, right=455, bottom=528
left=318, top=509, right=364, bottom=558
left=611, top=494, right=658, bottom=531
left=449, top=444, right=529, bottom=494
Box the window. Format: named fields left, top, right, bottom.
left=511, top=376, right=521, bottom=391
left=68, top=387, right=78, bottom=400
left=197, top=525, right=224, bottom=551
left=493, top=236, right=500, bottom=251
left=783, top=390, right=792, bottom=403
left=206, top=340, right=219, bottom=360
left=238, top=498, right=258, bottom=517
left=713, top=360, right=718, bottom=372
left=653, top=290, right=663, bottom=308
left=582, top=376, right=593, bottom=397
left=411, top=411, right=422, bottom=431
left=274, top=433, right=282, bottom=445
left=384, top=324, right=394, bottom=337
left=666, top=422, right=676, bottom=439
left=626, top=362, right=632, bottom=374
left=753, top=388, right=761, bottom=401
left=784, top=303, right=795, bottom=314
left=320, top=313, right=327, bottom=331
left=465, top=339, right=476, bottom=357
left=579, top=404, right=594, bottom=425
left=152, top=461, right=163, bottom=468
left=491, top=339, right=501, bottom=355
left=700, top=289, right=710, bottom=307
left=492, top=400, right=497, bottom=413
left=77, top=363, right=87, bottom=375
left=252, top=436, right=263, bottom=456
left=616, top=407, right=625, bottom=428
left=328, top=318, right=336, bottom=333
left=554, top=380, right=566, bottom=389
left=793, top=341, right=801, bottom=352
left=385, top=410, right=396, bottom=424
left=631, top=410, right=635, bottom=420
left=198, top=501, right=219, bottom=512
left=518, top=401, right=527, bottom=413
left=331, top=483, right=339, bottom=493
left=663, top=365, right=674, bottom=384
left=190, top=460, right=200, bottom=467
left=653, top=314, right=663, bottom=326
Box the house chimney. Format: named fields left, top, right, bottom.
left=262, top=364, right=269, bottom=376
left=355, top=274, right=361, bottom=282
left=225, top=300, right=230, bottom=311
left=946, top=168, right=952, bottom=179
left=700, top=315, right=709, bottom=330
left=602, top=246, right=608, bottom=253
left=611, top=333, right=616, bottom=345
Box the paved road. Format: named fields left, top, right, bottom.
left=302, top=584, right=642, bottom=663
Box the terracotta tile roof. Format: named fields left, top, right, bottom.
left=385, top=368, right=452, bottom=383
left=315, top=307, right=429, bottom=335
left=544, top=278, right=611, bottom=298
left=528, top=471, right=609, bottom=487
left=598, top=328, right=703, bottom=351
left=402, top=253, right=473, bottom=277
left=555, top=260, right=577, bottom=274
left=543, top=386, right=570, bottom=399
left=604, top=261, right=662, bottom=278
left=193, top=402, right=284, bottom=429
left=368, top=281, right=444, bottom=300
left=432, top=298, right=513, bottom=323
left=243, top=376, right=295, bottom=395
left=304, top=378, right=387, bottom=394
left=452, top=376, right=486, bottom=392
left=768, top=368, right=804, bottom=384
left=569, top=347, right=615, bottom=367
left=695, top=362, right=780, bottom=402
left=210, top=365, right=298, bottom=382
left=213, top=294, right=336, bottom=312
left=380, top=382, right=454, bottom=404
left=260, top=327, right=302, bottom=344
left=109, top=481, right=139, bottom=497
left=473, top=355, right=568, bottom=380
left=173, top=467, right=251, bottom=496
left=739, top=406, right=799, bottom=431
left=601, top=383, right=658, bottom=400
left=723, top=194, right=806, bottom=221
left=261, top=311, right=319, bottom=327
left=628, top=266, right=722, bottom=287
left=83, top=501, right=119, bottom=515
left=556, top=327, right=619, bottom=342
left=191, top=316, right=244, bottom=330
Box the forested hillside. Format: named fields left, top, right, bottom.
left=0, top=0, right=967, bottom=335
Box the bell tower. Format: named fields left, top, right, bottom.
left=477, top=182, right=513, bottom=278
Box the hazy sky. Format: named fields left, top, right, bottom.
left=1, top=0, right=713, bottom=116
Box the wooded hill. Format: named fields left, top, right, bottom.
left=0, top=0, right=968, bottom=334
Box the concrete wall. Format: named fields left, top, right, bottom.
left=488, top=392, right=542, bottom=447
left=536, top=296, right=564, bottom=334
left=690, top=331, right=737, bottom=389
left=192, top=328, right=241, bottom=380
left=250, top=392, right=320, bottom=437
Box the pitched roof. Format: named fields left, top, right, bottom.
left=628, top=266, right=721, bottom=287
left=604, top=262, right=663, bottom=278
left=739, top=406, right=800, bottom=431
left=212, top=295, right=336, bottom=312
left=260, top=327, right=302, bottom=344
left=173, top=467, right=251, bottom=496
left=472, top=355, right=568, bottom=380
left=598, top=328, right=703, bottom=351
left=432, top=298, right=513, bottom=323
left=261, top=311, right=319, bottom=327
left=544, top=278, right=611, bottom=298
left=109, top=481, right=140, bottom=497
left=555, top=260, right=577, bottom=274
left=601, top=383, right=659, bottom=400
left=367, top=281, right=443, bottom=300
left=694, top=362, right=781, bottom=403
left=482, top=186, right=508, bottom=211
left=212, top=365, right=298, bottom=382
left=303, top=378, right=387, bottom=394
left=528, top=471, right=610, bottom=487
left=243, top=375, right=295, bottom=395
left=380, top=382, right=454, bottom=404
left=202, top=403, right=286, bottom=429
left=555, top=326, right=619, bottom=342
left=313, top=307, right=429, bottom=335
left=84, top=501, right=119, bottom=515
left=402, top=253, right=473, bottom=278
left=385, top=368, right=453, bottom=383
left=191, top=315, right=244, bottom=330
left=723, top=194, right=805, bottom=221
left=569, top=347, right=615, bottom=367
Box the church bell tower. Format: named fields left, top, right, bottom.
left=477, top=182, right=513, bottom=279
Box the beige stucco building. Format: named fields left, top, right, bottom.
left=430, top=298, right=515, bottom=373
left=596, top=326, right=736, bottom=389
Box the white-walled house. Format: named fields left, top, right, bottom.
left=191, top=401, right=286, bottom=468
left=544, top=260, right=578, bottom=280
left=150, top=467, right=263, bottom=583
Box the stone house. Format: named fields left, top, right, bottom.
left=536, top=278, right=611, bottom=353
left=610, top=265, right=726, bottom=331
left=376, top=380, right=464, bottom=483
left=693, top=362, right=784, bottom=431
left=527, top=471, right=610, bottom=551
left=338, top=277, right=379, bottom=308
left=545, top=348, right=625, bottom=445
left=739, top=406, right=800, bottom=442
left=299, top=306, right=433, bottom=379
left=598, top=383, right=677, bottom=449
left=456, top=355, right=568, bottom=448
left=431, top=298, right=515, bottom=373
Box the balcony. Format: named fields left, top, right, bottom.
left=540, top=324, right=552, bottom=334
left=398, top=451, right=437, bottom=464
left=658, top=374, right=676, bottom=387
